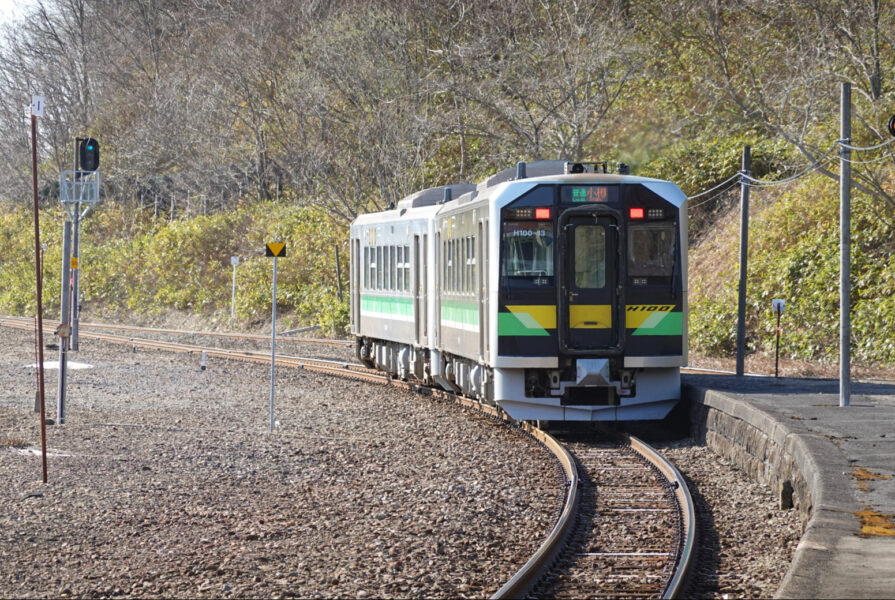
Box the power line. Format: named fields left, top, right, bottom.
left=836, top=137, right=895, bottom=152
left=687, top=177, right=742, bottom=210
left=685, top=172, right=741, bottom=201
left=741, top=144, right=838, bottom=187
left=684, top=135, right=895, bottom=210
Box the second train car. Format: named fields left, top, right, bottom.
left=349, top=160, right=687, bottom=421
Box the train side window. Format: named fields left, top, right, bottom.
left=628, top=224, right=675, bottom=281
left=383, top=246, right=389, bottom=290
left=461, top=237, right=467, bottom=294
left=389, top=245, right=396, bottom=291
left=402, top=245, right=410, bottom=292
left=573, top=225, right=606, bottom=289
left=370, top=247, right=377, bottom=290
left=363, top=247, right=370, bottom=289
left=452, top=239, right=458, bottom=294
left=376, top=246, right=383, bottom=289
left=383, top=246, right=388, bottom=290
left=396, top=246, right=403, bottom=291
left=445, top=240, right=452, bottom=293
left=469, top=237, right=476, bottom=295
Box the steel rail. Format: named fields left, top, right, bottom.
left=626, top=433, right=697, bottom=599
left=81, top=321, right=352, bottom=347
left=491, top=424, right=579, bottom=600
left=0, top=315, right=351, bottom=347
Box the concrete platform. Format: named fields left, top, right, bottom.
left=683, top=375, right=895, bottom=599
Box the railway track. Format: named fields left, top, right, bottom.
left=2, top=314, right=695, bottom=597
left=534, top=432, right=695, bottom=598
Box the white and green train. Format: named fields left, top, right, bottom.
left=349, top=160, right=688, bottom=421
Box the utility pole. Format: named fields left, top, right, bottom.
left=840, top=82, right=852, bottom=407
left=30, top=95, right=48, bottom=483
left=735, top=145, right=751, bottom=377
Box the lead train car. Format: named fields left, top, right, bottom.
left=349, top=160, right=687, bottom=421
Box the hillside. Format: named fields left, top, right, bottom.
left=1, top=0, right=895, bottom=370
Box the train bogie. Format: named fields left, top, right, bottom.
left=350, top=161, right=687, bottom=422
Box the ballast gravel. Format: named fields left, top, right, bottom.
left=0, top=325, right=800, bottom=598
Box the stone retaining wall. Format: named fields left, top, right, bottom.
left=687, top=388, right=812, bottom=532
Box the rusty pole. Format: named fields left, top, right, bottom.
left=30, top=113, right=48, bottom=483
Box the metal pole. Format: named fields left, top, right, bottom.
left=31, top=113, right=48, bottom=483
left=58, top=221, right=72, bottom=425
left=269, top=256, right=277, bottom=433
left=735, top=145, right=751, bottom=377
left=335, top=245, right=344, bottom=303
left=71, top=202, right=81, bottom=350
left=230, top=257, right=238, bottom=326
left=775, top=308, right=782, bottom=378
left=840, top=82, right=851, bottom=407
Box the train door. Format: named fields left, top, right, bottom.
left=414, top=234, right=426, bottom=344
left=433, top=232, right=441, bottom=347
left=351, top=238, right=361, bottom=332
left=557, top=206, right=625, bottom=355
left=477, top=220, right=486, bottom=360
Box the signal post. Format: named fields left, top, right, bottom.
left=57, top=137, right=100, bottom=423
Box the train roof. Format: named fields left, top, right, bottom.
left=354, top=160, right=684, bottom=226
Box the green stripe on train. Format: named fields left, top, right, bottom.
left=441, top=300, right=478, bottom=326
left=631, top=311, right=683, bottom=336
left=360, top=294, right=413, bottom=316
left=497, top=312, right=550, bottom=336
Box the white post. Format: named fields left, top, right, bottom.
left=230, top=256, right=239, bottom=326
left=269, top=256, right=278, bottom=433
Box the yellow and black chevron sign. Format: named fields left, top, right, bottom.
left=265, top=243, right=286, bottom=257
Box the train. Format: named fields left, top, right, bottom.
left=349, top=160, right=687, bottom=421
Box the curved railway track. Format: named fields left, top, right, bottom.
left=534, top=432, right=695, bottom=598
left=2, top=315, right=695, bottom=597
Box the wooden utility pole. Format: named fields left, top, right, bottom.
left=30, top=98, right=48, bottom=483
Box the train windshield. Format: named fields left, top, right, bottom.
left=501, top=221, right=554, bottom=283
left=628, top=224, right=676, bottom=281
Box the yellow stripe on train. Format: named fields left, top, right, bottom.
left=625, top=305, right=675, bottom=329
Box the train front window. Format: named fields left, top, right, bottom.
left=628, top=224, right=675, bottom=282
left=501, top=221, right=554, bottom=284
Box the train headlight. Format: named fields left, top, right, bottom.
left=535, top=207, right=551, bottom=219
left=629, top=207, right=645, bottom=219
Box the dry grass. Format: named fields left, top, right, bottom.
left=0, top=436, right=29, bottom=449
left=689, top=352, right=895, bottom=381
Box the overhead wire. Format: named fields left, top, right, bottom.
left=683, top=135, right=895, bottom=209
left=837, top=136, right=895, bottom=152
left=685, top=172, right=741, bottom=201
left=687, top=177, right=743, bottom=210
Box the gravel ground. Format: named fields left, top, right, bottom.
left=657, top=441, right=802, bottom=598
left=0, top=326, right=561, bottom=598
left=0, top=324, right=801, bottom=598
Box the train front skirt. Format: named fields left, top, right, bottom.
left=493, top=366, right=680, bottom=421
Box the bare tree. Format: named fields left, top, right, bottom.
left=424, top=0, right=645, bottom=162
left=636, top=0, right=895, bottom=206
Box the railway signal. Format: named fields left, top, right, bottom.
left=78, top=137, right=100, bottom=171
left=888, top=115, right=895, bottom=137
